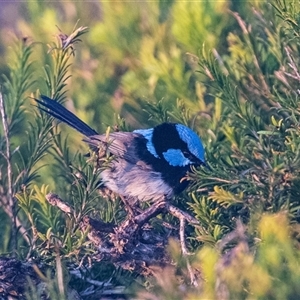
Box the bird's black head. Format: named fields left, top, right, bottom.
left=134, top=122, right=205, bottom=193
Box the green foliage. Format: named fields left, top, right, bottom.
left=0, top=0, right=300, bottom=298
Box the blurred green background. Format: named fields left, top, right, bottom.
left=0, top=0, right=233, bottom=130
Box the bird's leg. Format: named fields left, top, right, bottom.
left=119, top=195, right=136, bottom=217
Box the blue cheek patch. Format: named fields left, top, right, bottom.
left=175, top=124, right=205, bottom=163
left=133, top=128, right=159, bottom=158
left=163, top=149, right=191, bottom=167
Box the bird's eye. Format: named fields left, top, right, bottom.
left=182, top=150, right=202, bottom=166
left=182, top=150, right=192, bottom=160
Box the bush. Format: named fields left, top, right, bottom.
left=0, top=0, right=300, bottom=298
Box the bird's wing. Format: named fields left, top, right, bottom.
left=83, top=132, right=145, bottom=165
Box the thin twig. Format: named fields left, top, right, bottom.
left=165, top=203, right=199, bottom=224
left=284, top=46, right=300, bottom=82
left=179, top=215, right=198, bottom=286
left=186, top=258, right=198, bottom=287
left=0, top=195, right=30, bottom=245
left=56, top=253, right=65, bottom=298
left=179, top=218, right=188, bottom=255
left=46, top=193, right=73, bottom=214
left=0, top=91, right=17, bottom=254
left=134, top=200, right=166, bottom=225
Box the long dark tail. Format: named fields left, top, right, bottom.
left=36, top=95, right=98, bottom=136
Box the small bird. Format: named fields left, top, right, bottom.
left=36, top=95, right=206, bottom=203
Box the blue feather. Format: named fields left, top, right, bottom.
left=175, top=124, right=205, bottom=163
left=162, top=149, right=191, bottom=166
left=133, top=128, right=159, bottom=158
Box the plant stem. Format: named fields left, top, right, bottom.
left=0, top=91, right=16, bottom=254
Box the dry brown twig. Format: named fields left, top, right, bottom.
left=45, top=192, right=201, bottom=277
left=0, top=91, right=30, bottom=248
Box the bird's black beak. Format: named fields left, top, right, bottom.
left=197, top=160, right=211, bottom=171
